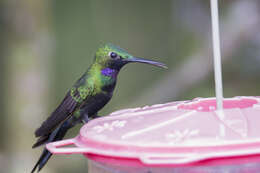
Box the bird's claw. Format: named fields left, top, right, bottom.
left=81, top=113, right=89, bottom=124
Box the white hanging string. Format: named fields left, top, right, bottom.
left=210, top=0, right=223, bottom=111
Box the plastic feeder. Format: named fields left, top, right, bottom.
left=47, top=96, right=260, bottom=173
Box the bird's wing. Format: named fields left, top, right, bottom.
left=34, top=72, right=93, bottom=137
left=34, top=91, right=79, bottom=137
left=32, top=135, right=49, bottom=148
left=33, top=112, right=82, bottom=148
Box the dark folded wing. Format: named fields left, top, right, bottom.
left=34, top=92, right=78, bottom=137
left=32, top=135, right=49, bottom=148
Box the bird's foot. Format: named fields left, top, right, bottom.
left=91, top=114, right=100, bottom=119
left=81, top=113, right=89, bottom=124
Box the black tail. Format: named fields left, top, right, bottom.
left=31, top=116, right=82, bottom=173
left=31, top=148, right=52, bottom=173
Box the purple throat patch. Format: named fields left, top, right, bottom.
left=101, top=68, right=117, bottom=77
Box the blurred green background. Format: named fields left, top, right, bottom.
left=1, top=0, right=260, bottom=172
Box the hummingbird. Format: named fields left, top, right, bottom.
left=31, top=43, right=167, bottom=172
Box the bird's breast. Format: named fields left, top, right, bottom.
left=80, top=92, right=112, bottom=116
left=101, top=79, right=116, bottom=93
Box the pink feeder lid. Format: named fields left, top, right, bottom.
left=47, top=96, right=260, bottom=166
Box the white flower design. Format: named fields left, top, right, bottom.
left=93, top=120, right=127, bottom=133
left=165, top=129, right=199, bottom=143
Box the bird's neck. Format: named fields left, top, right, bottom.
left=88, top=63, right=118, bottom=92
left=101, top=67, right=118, bottom=78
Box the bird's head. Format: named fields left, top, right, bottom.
left=94, top=43, right=167, bottom=71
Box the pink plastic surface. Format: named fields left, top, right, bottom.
left=47, top=96, right=260, bottom=167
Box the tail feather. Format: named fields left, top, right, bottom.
left=31, top=149, right=52, bottom=173
left=32, top=116, right=82, bottom=173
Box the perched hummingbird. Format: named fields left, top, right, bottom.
left=31, top=43, right=167, bottom=172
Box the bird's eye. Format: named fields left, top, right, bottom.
left=109, top=52, right=117, bottom=59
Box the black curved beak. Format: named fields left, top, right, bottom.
left=127, top=57, right=167, bottom=69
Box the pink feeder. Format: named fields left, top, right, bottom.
left=47, top=96, right=260, bottom=173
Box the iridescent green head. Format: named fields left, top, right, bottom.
left=94, top=43, right=167, bottom=70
